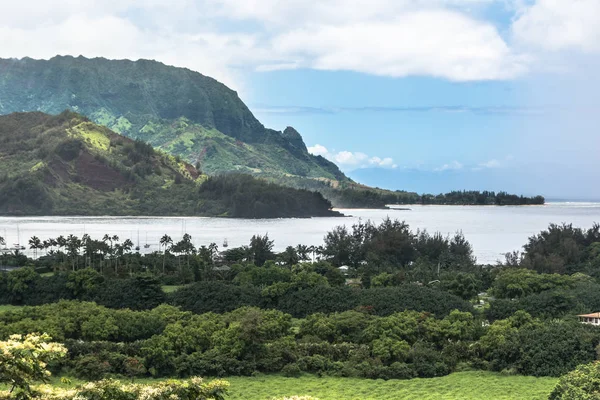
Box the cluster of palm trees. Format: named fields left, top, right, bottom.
left=3, top=232, right=327, bottom=275
left=17, top=233, right=221, bottom=274
left=24, top=234, right=135, bottom=271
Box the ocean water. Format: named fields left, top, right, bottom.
left=1, top=202, right=599, bottom=264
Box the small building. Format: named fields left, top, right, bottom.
left=578, top=313, right=600, bottom=326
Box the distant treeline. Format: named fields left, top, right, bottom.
left=263, top=175, right=544, bottom=209
left=326, top=188, right=545, bottom=208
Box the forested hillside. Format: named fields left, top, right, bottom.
left=0, top=111, right=339, bottom=217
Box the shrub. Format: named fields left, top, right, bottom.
left=281, top=363, right=302, bottom=378
left=549, top=361, right=600, bottom=399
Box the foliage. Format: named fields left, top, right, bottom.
left=323, top=187, right=544, bottom=208
left=490, top=268, right=577, bottom=299
left=0, top=377, right=229, bottom=400
left=549, top=362, right=600, bottom=400
left=198, top=174, right=339, bottom=218
left=520, top=223, right=600, bottom=275
left=170, top=282, right=473, bottom=317
left=0, top=333, right=67, bottom=398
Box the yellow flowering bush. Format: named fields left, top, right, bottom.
left=0, top=333, right=67, bottom=398
left=0, top=378, right=229, bottom=400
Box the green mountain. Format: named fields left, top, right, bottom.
left=0, top=56, right=543, bottom=208
left=0, top=56, right=347, bottom=184
left=0, top=111, right=340, bottom=217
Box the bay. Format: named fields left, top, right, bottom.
left=0, top=202, right=599, bottom=264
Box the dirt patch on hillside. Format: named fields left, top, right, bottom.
left=184, top=163, right=200, bottom=179
left=74, top=151, right=129, bottom=191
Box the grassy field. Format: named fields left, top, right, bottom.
left=161, top=285, right=184, bottom=293
left=223, top=372, right=557, bottom=400
left=3, top=371, right=557, bottom=399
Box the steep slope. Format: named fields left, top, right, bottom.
left=0, top=56, right=347, bottom=182
left=0, top=111, right=340, bottom=217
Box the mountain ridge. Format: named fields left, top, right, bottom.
left=0, top=55, right=347, bottom=183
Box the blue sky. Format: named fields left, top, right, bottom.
left=1, top=0, right=599, bottom=198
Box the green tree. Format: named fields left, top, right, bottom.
left=250, top=234, right=274, bottom=267
left=28, top=236, right=42, bottom=260
left=160, top=234, right=173, bottom=274
left=66, top=267, right=105, bottom=298
left=5, top=267, right=39, bottom=304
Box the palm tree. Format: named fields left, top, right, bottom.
left=66, top=234, right=81, bottom=271
left=29, top=236, right=42, bottom=260
left=102, top=234, right=112, bottom=271
left=81, top=234, right=92, bottom=268
left=121, top=239, right=134, bottom=274
left=56, top=235, right=67, bottom=264
left=180, top=233, right=195, bottom=268
left=160, top=234, right=173, bottom=274
left=42, top=240, right=50, bottom=256
left=296, top=244, right=311, bottom=262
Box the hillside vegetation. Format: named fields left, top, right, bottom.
left=0, top=111, right=339, bottom=217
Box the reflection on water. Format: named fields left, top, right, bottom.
left=0, top=202, right=599, bottom=264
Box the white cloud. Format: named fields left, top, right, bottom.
left=0, top=0, right=532, bottom=86
left=479, top=159, right=501, bottom=168
left=333, top=151, right=368, bottom=166
left=1, top=0, right=597, bottom=90
left=271, top=9, right=526, bottom=81
left=435, top=161, right=464, bottom=171
left=513, top=0, right=600, bottom=53
left=369, top=156, right=396, bottom=168
left=308, top=144, right=396, bottom=170
left=307, top=144, right=329, bottom=157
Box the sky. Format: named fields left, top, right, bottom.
left=1, top=0, right=599, bottom=199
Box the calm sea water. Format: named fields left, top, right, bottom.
left=1, top=202, right=599, bottom=264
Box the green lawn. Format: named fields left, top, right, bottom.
left=6, top=372, right=557, bottom=400
left=223, top=372, right=557, bottom=400
left=161, top=285, right=184, bottom=293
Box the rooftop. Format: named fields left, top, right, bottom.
left=578, top=313, right=600, bottom=318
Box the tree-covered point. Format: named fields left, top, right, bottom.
left=197, top=174, right=340, bottom=218
left=323, top=187, right=544, bottom=208
left=0, top=111, right=339, bottom=218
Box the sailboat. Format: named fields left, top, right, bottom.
left=222, top=238, right=228, bottom=248
left=135, top=230, right=141, bottom=252
left=144, top=233, right=150, bottom=249
left=11, top=225, right=25, bottom=251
